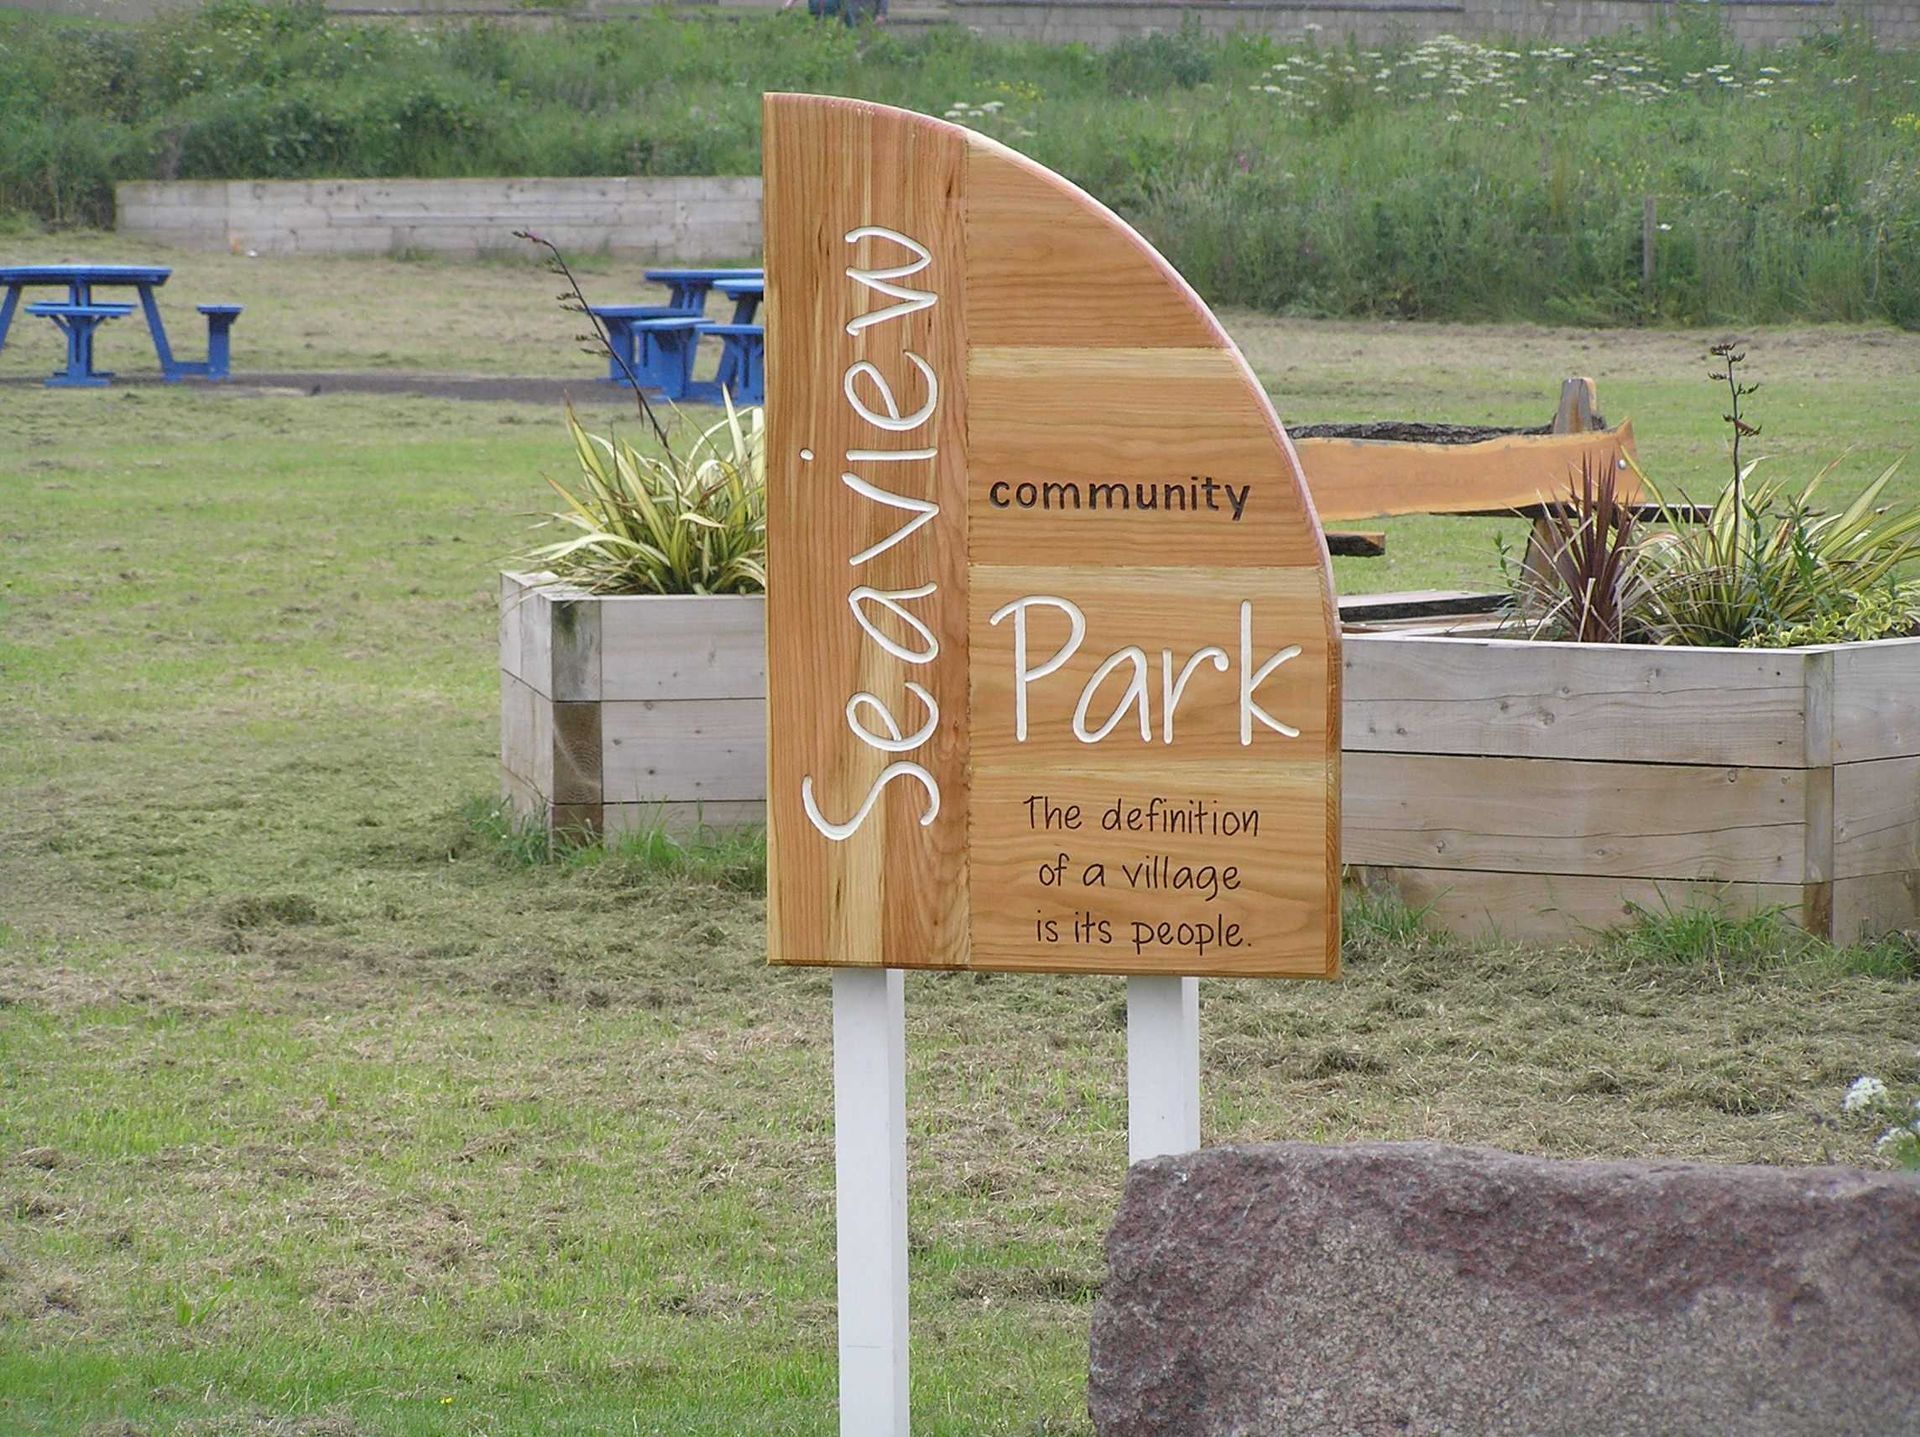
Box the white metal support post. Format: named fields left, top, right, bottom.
left=833, top=967, right=910, bottom=1436
left=1126, top=975, right=1201, bottom=1163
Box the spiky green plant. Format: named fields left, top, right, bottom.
left=521, top=400, right=766, bottom=596
left=1633, top=454, right=1920, bottom=648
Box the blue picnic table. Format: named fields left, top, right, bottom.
left=643, top=267, right=763, bottom=313
left=0, top=263, right=241, bottom=386
left=589, top=267, right=766, bottom=405
left=712, top=276, right=764, bottom=324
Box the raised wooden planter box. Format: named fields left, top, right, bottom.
left=498, top=573, right=1919, bottom=940
left=1343, top=632, right=1920, bottom=943
left=499, top=572, right=765, bottom=837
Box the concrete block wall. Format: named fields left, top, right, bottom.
left=115, top=177, right=763, bottom=260
left=946, top=0, right=1913, bottom=48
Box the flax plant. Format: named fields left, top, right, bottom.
left=522, top=399, right=766, bottom=596
left=1511, top=457, right=1651, bottom=643
left=1634, top=454, right=1920, bottom=648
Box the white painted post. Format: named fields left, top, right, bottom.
left=1126, top=975, right=1201, bottom=1163
left=833, top=967, right=910, bottom=1436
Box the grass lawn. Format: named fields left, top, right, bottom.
left=2, top=247, right=1916, bottom=1435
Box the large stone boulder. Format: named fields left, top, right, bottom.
left=1090, top=1142, right=1920, bottom=1437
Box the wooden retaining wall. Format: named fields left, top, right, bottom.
left=117, top=177, right=762, bottom=259
left=1343, top=632, right=1920, bottom=943
left=500, top=577, right=1919, bottom=939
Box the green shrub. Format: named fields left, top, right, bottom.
left=3, top=5, right=1918, bottom=325
left=520, top=402, right=767, bottom=596
left=1634, top=456, right=1920, bottom=647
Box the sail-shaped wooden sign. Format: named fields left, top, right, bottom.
left=765, top=94, right=1339, bottom=979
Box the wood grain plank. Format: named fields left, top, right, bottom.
left=966, top=142, right=1218, bottom=350
left=970, top=566, right=1332, bottom=768
left=967, top=347, right=1324, bottom=569
left=549, top=594, right=601, bottom=703
left=552, top=701, right=602, bottom=807
left=602, top=699, right=767, bottom=805
left=1833, top=756, right=1920, bottom=881
left=764, top=94, right=971, bottom=970
left=499, top=573, right=527, bottom=682
left=1351, top=866, right=1807, bottom=944
left=1344, top=634, right=1810, bottom=767
left=604, top=799, right=766, bottom=839
left=599, top=594, right=764, bottom=702
left=1344, top=752, right=1808, bottom=883
left=499, top=671, right=550, bottom=798
left=970, top=766, right=1333, bottom=977
left=1830, top=637, right=1920, bottom=763
left=766, top=95, right=1338, bottom=977
left=1831, top=870, right=1920, bottom=944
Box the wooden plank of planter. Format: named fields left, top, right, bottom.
left=501, top=571, right=599, bottom=701
left=499, top=671, right=552, bottom=798
left=1832, top=870, right=1920, bottom=945
left=599, top=594, right=764, bottom=702
left=499, top=573, right=526, bottom=683
left=602, top=698, right=767, bottom=804
left=1350, top=865, right=1809, bottom=944
left=1830, top=636, right=1920, bottom=763
left=1833, top=756, right=1920, bottom=880
left=1343, top=635, right=1812, bottom=767
left=603, top=799, right=767, bottom=840
left=551, top=701, right=602, bottom=808
left=501, top=764, right=544, bottom=828
left=1343, top=752, right=1809, bottom=884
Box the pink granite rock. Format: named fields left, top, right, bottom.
left=1090, top=1142, right=1920, bottom=1436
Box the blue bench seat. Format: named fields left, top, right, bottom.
left=166, top=303, right=244, bottom=382
left=26, top=301, right=134, bottom=387
left=589, top=304, right=697, bottom=387
left=608, top=316, right=703, bottom=398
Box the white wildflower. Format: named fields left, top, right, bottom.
left=1844, top=1076, right=1889, bottom=1114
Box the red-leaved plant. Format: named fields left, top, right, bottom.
left=1512, top=456, right=1649, bottom=644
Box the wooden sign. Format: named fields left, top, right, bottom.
left=765, top=94, right=1340, bottom=979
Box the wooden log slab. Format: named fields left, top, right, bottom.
left=1295, top=420, right=1639, bottom=523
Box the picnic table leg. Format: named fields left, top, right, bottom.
left=601, top=316, right=636, bottom=384
left=204, top=313, right=235, bottom=380
left=0, top=285, right=20, bottom=354
left=137, top=285, right=180, bottom=380
left=659, top=327, right=697, bottom=401
left=45, top=313, right=111, bottom=389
